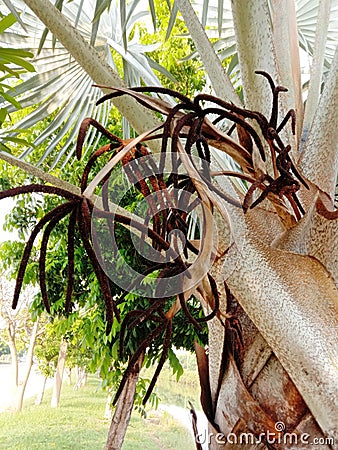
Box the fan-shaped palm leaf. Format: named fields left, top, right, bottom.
left=0, top=0, right=170, bottom=167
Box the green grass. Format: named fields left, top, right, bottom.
left=0, top=375, right=195, bottom=450
left=123, top=412, right=194, bottom=450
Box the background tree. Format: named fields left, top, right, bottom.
left=33, top=321, right=59, bottom=405
left=0, top=275, right=43, bottom=412
left=0, top=104, right=206, bottom=441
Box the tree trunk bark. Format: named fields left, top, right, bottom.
left=194, top=210, right=338, bottom=450
left=104, top=391, right=113, bottom=420
left=205, top=309, right=337, bottom=450
left=81, top=370, right=87, bottom=388
left=7, top=321, right=18, bottom=406
left=51, top=339, right=68, bottom=408
left=74, top=367, right=87, bottom=390
left=65, top=367, right=72, bottom=385
left=105, top=353, right=144, bottom=450
left=35, top=375, right=47, bottom=405
left=15, top=319, right=39, bottom=412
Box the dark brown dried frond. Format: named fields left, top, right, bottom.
left=179, top=293, right=203, bottom=331
left=39, top=204, right=75, bottom=313
left=0, top=184, right=81, bottom=202
left=189, top=401, right=203, bottom=450
left=12, top=201, right=76, bottom=309
left=76, top=118, right=123, bottom=160
left=99, top=85, right=195, bottom=106
left=142, top=318, right=172, bottom=404
left=65, top=208, right=77, bottom=313
left=78, top=198, right=119, bottom=332
left=94, top=208, right=171, bottom=253
left=224, top=282, right=244, bottom=368
left=118, top=303, right=166, bottom=359
left=81, top=143, right=121, bottom=192
left=202, top=106, right=265, bottom=160
left=113, top=322, right=167, bottom=405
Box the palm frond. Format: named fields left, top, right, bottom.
left=0, top=0, right=170, bottom=167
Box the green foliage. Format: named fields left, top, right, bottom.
left=34, top=319, right=61, bottom=378
left=0, top=138, right=207, bottom=412
left=167, top=347, right=184, bottom=381
left=0, top=340, right=10, bottom=355
left=0, top=4, right=208, bottom=411
left=140, top=0, right=205, bottom=97
left=0, top=13, right=34, bottom=139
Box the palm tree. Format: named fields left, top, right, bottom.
left=0, top=1, right=337, bottom=449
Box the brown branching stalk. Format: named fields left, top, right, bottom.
left=1, top=72, right=311, bottom=405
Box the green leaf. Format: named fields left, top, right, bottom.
left=37, top=27, right=49, bottom=55
left=227, top=52, right=238, bottom=75
left=168, top=347, right=184, bottom=381
left=146, top=56, right=177, bottom=83
left=0, top=135, right=33, bottom=146
left=1, top=1, right=27, bottom=31
left=201, top=0, right=209, bottom=28
left=121, top=0, right=127, bottom=49
left=38, top=0, right=63, bottom=53
left=0, top=48, right=34, bottom=58
left=91, top=0, right=104, bottom=46
left=148, top=0, right=157, bottom=31
left=0, top=63, right=17, bottom=77
left=0, top=91, right=21, bottom=109
left=165, top=0, right=178, bottom=41
left=92, top=0, right=111, bottom=23
left=0, top=13, right=16, bottom=34
left=0, top=54, right=35, bottom=72
left=0, top=107, right=7, bottom=124
left=218, top=0, right=224, bottom=37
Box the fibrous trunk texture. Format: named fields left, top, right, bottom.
left=195, top=239, right=337, bottom=449
left=204, top=311, right=335, bottom=450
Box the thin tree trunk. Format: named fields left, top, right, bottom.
left=104, top=391, right=113, bottom=420
left=7, top=321, right=18, bottom=404
left=81, top=370, right=87, bottom=388
left=51, top=339, right=68, bottom=408
left=65, top=367, right=72, bottom=385
left=105, top=353, right=144, bottom=450
left=15, top=319, right=39, bottom=412
left=35, top=375, right=47, bottom=405
left=74, top=367, right=87, bottom=390
left=0, top=282, right=18, bottom=408
left=74, top=366, right=80, bottom=390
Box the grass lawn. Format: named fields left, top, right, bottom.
left=0, top=374, right=195, bottom=450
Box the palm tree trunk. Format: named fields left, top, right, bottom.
left=203, top=309, right=336, bottom=450
left=193, top=225, right=338, bottom=450
left=7, top=321, right=18, bottom=403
